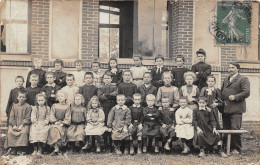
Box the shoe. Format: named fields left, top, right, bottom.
left=143, top=146, right=147, bottom=153
left=82, top=143, right=89, bottom=150
left=37, top=150, right=42, bottom=156
left=155, top=146, right=159, bottom=153
left=220, top=151, right=228, bottom=158
left=50, top=151, right=56, bottom=156
left=124, top=146, right=129, bottom=154
left=54, top=144, right=59, bottom=153
left=182, top=147, right=190, bottom=154
left=137, top=144, right=142, bottom=154
left=232, top=149, right=240, bottom=155
left=164, top=142, right=170, bottom=151
left=31, top=150, right=37, bottom=156
left=198, top=151, right=205, bottom=157
left=115, top=146, right=122, bottom=155
left=130, top=145, right=134, bottom=155
left=96, top=145, right=101, bottom=153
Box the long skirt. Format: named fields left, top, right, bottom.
left=47, top=125, right=67, bottom=146
left=5, top=125, right=30, bottom=148
left=67, top=124, right=85, bottom=142
left=85, top=123, right=107, bottom=136
left=30, top=123, right=49, bottom=143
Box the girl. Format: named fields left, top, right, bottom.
left=142, top=94, right=160, bottom=153
left=179, top=71, right=200, bottom=110
left=175, top=97, right=194, bottom=154
left=193, top=97, right=227, bottom=157
left=106, top=57, right=122, bottom=86
left=47, top=91, right=71, bottom=156
left=156, top=72, right=179, bottom=108
left=130, top=55, right=149, bottom=88
left=84, top=96, right=107, bottom=153
left=67, top=94, right=87, bottom=153
left=107, top=94, right=131, bottom=155
left=72, top=60, right=86, bottom=87
left=171, top=55, right=189, bottom=89
left=5, top=90, right=31, bottom=155
left=30, top=93, right=50, bottom=155
left=26, top=58, right=47, bottom=88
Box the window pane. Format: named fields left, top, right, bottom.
left=99, top=12, right=109, bottom=24
left=110, top=28, right=119, bottom=57
left=110, top=7, right=120, bottom=12
left=99, top=28, right=110, bottom=58
left=110, top=14, right=119, bottom=24
left=100, top=5, right=109, bottom=10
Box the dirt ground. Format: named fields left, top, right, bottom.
left=1, top=134, right=260, bottom=165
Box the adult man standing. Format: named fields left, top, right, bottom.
left=221, top=62, right=250, bottom=154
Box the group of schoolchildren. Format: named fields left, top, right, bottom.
left=4, top=48, right=228, bottom=158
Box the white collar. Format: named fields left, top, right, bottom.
left=230, top=73, right=238, bottom=81
left=199, top=107, right=206, bottom=111
left=144, top=84, right=151, bottom=88
left=116, top=105, right=127, bottom=110
left=147, top=106, right=154, bottom=108
left=132, top=104, right=141, bottom=108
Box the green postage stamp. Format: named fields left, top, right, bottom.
left=215, top=2, right=252, bottom=46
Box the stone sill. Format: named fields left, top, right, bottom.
left=0, top=54, right=32, bottom=61
left=238, top=61, right=260, bottom=69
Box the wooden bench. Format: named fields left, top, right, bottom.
left=218, top=130, right=248, bottom=155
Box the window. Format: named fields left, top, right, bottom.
left=99, top=1, right=134, bottom=59
left=0, top=0, right=31, bottom=54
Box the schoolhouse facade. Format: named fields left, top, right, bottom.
left=0, top=0, right=260, bottom=134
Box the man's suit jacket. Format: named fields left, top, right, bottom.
left=221, top=74, right=250, bottom=114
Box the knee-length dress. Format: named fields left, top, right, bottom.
left=107, top=105, right=131, bottom=140
left=193, top=108, right=220, bottom=147
left=85, top=108, right=107, bottom=136
left=67, top=105, right=87, bottom=142
left=5, top=103, right=31, bottom=148
left=175, top=107, right=194, bottom=140
left=47, top=103, right=71, bottom=146
left=142, top=106, right=160, bottom=138
left=30, top=105, right=50, bottom=143
left=97, top=84, right=118, bottom=124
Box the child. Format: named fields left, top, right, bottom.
left=118, top=70, right=137, bottom=107
left=175, top=97, right=194, bottom=154
left=107, top=94, right=131, bottom=155
left=142, top=94, right=160, bottom=153
left=191, top=48, right=212, bottom=90
left=25, top=74, right=42, bottom=106
left=193, top=97, right=227, bottom=157
left=30, top=93, right=50, bottom=155
left=106, top=57, right=122, bottom=86
left=138, top=72, right=157, bottom=107
left=53, top=59, right=67, bottom=88
left=5, top=90, right=32, bottom=155
left=158, top=97, right=176, bottom=151
left=179, top=71, right=200, bottom=110
left=92, top=60, right=103, bottom=88
left=128, top=93, right=144, bottom=155
left=47, top=91, right=71, bottom=156
left=97, top=71, right=118, bottom=151
left=42, top=72, right=61, bottom=108
left=26, top=58, right=47, bottom=88
left=72, top=60, right=85, bottom=87
left=78, top=72, right=98, bottom=107
left=156, top=72, right=179, bottom=108
left=67, top=94, right=87, bottom=153
left=6, top=76, right=25, bottom=126
left=130, top=55, right=149, bottom=88
left=171, top=55, right=189, bottom=89
left=60, top=74, right=79, bottom=105
left=151, top=55, right=168, bottom=88
left=84, top=96, right=107, bottom=153
left=200, top=75, right=222, bottom=129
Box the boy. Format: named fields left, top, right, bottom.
left=6, top=76, right=25, bottom=126
left=138, top=72, right=157, bottom=107
left=128, top=93, right=144, bottom=155
left=171, top=55, right=189, bottom=89
left=25, top=74, right=42, bottom=106
left=191, top=49, right=211, bottom=90
left=60, top=74, right=79, bottom=105
left=53, top=59, right=67, bottom=88
left=92, top=60, right=103, bottom=88
left=97, top=71, right=118, bottom=152
left=5, top=90, right=32, bottom=155
left=151, top=55, right=168, bottom=88
left=142, top=94, right=160, bottom=153
left=118, top=70, right=138, bottom=107
left=42, top=72, right=61, bottom=108
left=78, top=72, right=98, bottom=107
left=159, top=97, right=176, bottom=151
left=107, top=94, right=131, bottom=155
left=26, top=58, right=47, bottom=88
left=72, top=60, right=85, bottom=87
